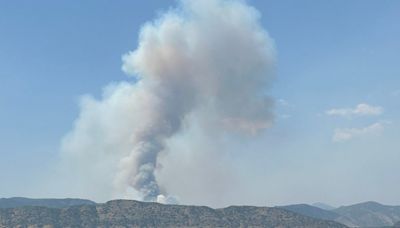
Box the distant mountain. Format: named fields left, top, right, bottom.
left=0, top=197, right=95, bottom=208
left=0, top=199, right=347, bottom=227
left=278, top=204, right=341, bottom=221
left=313, top=202, right=336, bottom=210
left=279, top=201, right=400, bottom=227
left=278, top=204, right=356, bottom=226
left=333, top=201, right=400, bottom=227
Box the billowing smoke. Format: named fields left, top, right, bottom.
left=60, top=0, right=276, bottom=203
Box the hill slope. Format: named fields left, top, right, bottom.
left=0, top=197, right=95, bottom=209
left=0, top=200, right=347, bottom=227
left=279, top=202, right=400, bottom=227
left=333, top=201, right=400, bottom=227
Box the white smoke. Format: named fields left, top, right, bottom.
left=59, top=0, right=276, bottom=203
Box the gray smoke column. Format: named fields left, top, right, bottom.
left=60, top=0, right=276, bottom=202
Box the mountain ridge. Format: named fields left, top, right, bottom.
left=2, top=197, right=400, bottom=227
left=0, top=197, right=95, bottom=208
left=0, top=199, right=346, bottom=228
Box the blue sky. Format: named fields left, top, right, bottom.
left=0, top=0, right=399, bottom=206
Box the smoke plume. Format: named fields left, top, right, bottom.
left=60, top=0, right=276, bottom=203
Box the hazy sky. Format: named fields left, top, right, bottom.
left=0, top=0, right=399, bottom=207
